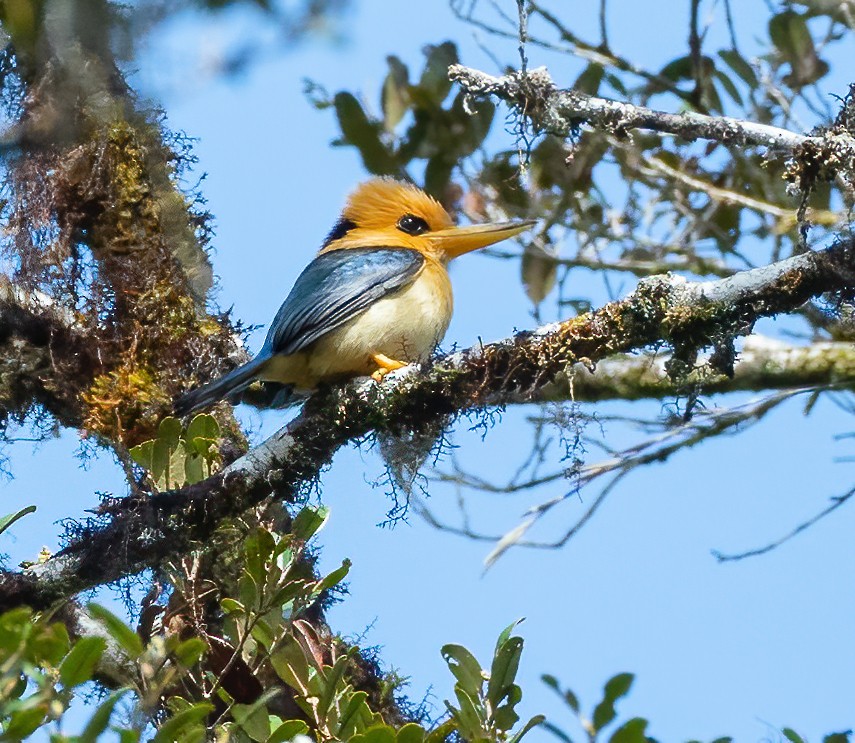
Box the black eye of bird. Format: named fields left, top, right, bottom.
left=397, top=213, right=430, bottom=235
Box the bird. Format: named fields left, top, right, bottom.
left=175, top=178, right=534, bottom=415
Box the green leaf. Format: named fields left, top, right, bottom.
left=542, top=674, right=580, bottom=713
left=78, top=690, right=129, bottom=743
left=317, top=558, right=351, bottom=593
left=292, top=506, right=329, bottom=541
left=221, top=598, right=245, bottom=616
left=232, top=702, right=272, bottom=742
left=87, top=604, right=144, bottom=659
left=493, top=700, right=520, bottom=732
left=0, top=606, right=34, bottom=652
left=337, top=690, right=370, bottom=739
left=186, top=414, right=220, bottom=448
left=424, top=720, right=456, bottom=743
left=713, top=69, right=742, bottom=106
left=163, top=437, right=188, bottom=491
left=251, top=618, right=276, bottom=650
left=487, top=636, right=523, bottom=708
left=3, top=704, right=48, bottom=740
left=353, top=725, right=397, bottom=743
left=783, top=730, right=806, bottom=743
left=129, top=440, right=154, bottom=471
left=718, top=49, right=757, bottom=87
left=134, top=418, right=188, bottom=491
left=184, top=452, right=204, bottom=485
left=449, top=92, right=494, bottom=158
left=768, top=11, right=828, bottom=86
left=244, top=528, right=275, bottom=587
left=822, top=733, right=851, bottom=743
left=270, top=639, right=311, bottom=695
left=495, top=619, right=524, bottom=653
left=173, top=637, right=207, bottom=667
left=382, top=56, right=410, bottom=131
left=31, top=621, right=70, bottom=665
left=158, top=416, right=183, bottom=444
left=423, top=155, right=454, bottom=200
left=441, top=644, right=484, bottom=697
left=316, top=655, right=351, bottom=722
left=417, top=42, right=458, bottom=104
left=448, top=686, right=485, bottom=738
left=396, top=722, right=426, bottom=743
left=267, top=719, right=310, bottom=743
left=659, top=55, right=693, bottom=82
left=604, top=71, right=628, bottom=97
left=151, top=702, right=214, bottom=742
left=334, top=92, right=399, bottom=175
left=508, top=714, right=546, bottom=743
left=573, top=63, right=604, bottom=95
left=59, top=636, right=106, bottom=687
left=608, top=717, right=649, bottom=743
left=592, top=673, right=634, bottom=732
left=239, top=572, right=259, bottom=611
left=522, top=250, right=556, bottom=307
left=0, top=505, right=36, bottom=537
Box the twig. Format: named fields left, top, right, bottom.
left=712, top=485, right=855, bottom=561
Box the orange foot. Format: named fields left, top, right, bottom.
left=371, top=353, right=408, bottom=382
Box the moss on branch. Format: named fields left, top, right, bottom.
left=2, top=237, right=853, bottom=611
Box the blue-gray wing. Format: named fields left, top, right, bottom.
left=263, top=247, right=425, bottom=356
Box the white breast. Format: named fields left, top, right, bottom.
left=307, top=263, right=453, bottom=380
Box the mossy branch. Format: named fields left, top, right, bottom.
left=549, top=336, right=855, bottom=402
left=0, top=279, right=101, bottom=426
left=0, top=237, right=853, bottom=610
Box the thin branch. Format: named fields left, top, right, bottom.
left=516, top=0, right=529, bottom=75
left=423, top=389, right=802, bottom=565
left=712, top=484, right=855, bottom=562
left=641, top=156, right=841, bottom=226
left=430, top=389, right=801, bottom=566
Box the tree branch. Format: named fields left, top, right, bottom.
left=0, top=279, right=101, bottom=426
left=548, top=335, right=855, bottom=402
left=2, top=238, right=853, bottom=610
left=448, top=64, right=855, bottom=170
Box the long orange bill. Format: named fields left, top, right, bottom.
left=430, top=220, right=537, bottom=259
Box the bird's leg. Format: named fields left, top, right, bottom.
left=371, top=353, right=408, bottom=381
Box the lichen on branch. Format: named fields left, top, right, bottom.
left=2, top=236, right=853, bottom=611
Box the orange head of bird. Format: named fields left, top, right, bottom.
left=320, top=178, right=535, bottom=261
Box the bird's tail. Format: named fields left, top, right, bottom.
left=175, top=356, right=269, bottom=416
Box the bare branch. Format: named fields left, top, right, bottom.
left=712, top=484, right=855, bottom=562
left=426, top=389, right=802, bottom=566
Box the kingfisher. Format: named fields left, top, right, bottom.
left=176, top=178, right=534, bottom=414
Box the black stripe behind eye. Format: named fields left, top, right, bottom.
left=322, top=217, right=357, bottom=247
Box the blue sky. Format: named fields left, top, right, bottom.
left=3, top=1, right=855, bottom=740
